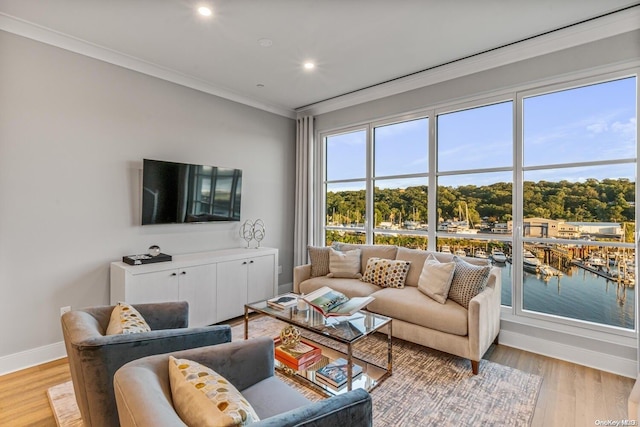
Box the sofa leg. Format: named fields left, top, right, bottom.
left=471, top=360, right=479, bottom=375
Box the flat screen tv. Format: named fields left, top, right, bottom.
left=141, top=159, right=242, bottom=225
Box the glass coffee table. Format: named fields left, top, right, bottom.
left=244, top=297, right=392, bottom=395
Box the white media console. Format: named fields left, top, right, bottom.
left=110, top=247, right=278, bottom=327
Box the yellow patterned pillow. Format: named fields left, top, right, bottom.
left=361, top=257, right=389, bottom=287
left=168, top=356, right=259, bottom=427
left=105, top=302, right=151, bottom=335
left=361, top=258, right=411, bottom=288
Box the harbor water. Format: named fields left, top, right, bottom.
left=498, top=262, right=635, bottom=329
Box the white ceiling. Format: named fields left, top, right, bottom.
left=1, top=0, right=639, bottom=117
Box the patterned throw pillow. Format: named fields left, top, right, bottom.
left=169, top=356, right=259, bottom=427
left=361, top=257, right=389, bottom=287
left=384, top=259, right=411, bottom=288
left=105, top=302, right=151, bottom=335
left=307, top=246, right=331, bottom=277
left=327, top=248, right=362, bottom=279
left=417, top=253, right=456, bottom=304
left=361, top=258, right=411, bottom=288
left=448, top=256, right=491, bottom=309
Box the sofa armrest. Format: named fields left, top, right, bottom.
left=294, top=264, right=312, bottom=293
left=254, top=388, right=372, bottom=427
left=467, top=267, right=501, bottom=360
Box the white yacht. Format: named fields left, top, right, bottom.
left=491, top=250, right=507, bottom=263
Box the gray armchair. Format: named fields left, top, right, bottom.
left=61, top=301, right=232, bottom=427
left=113, top=337, right=373, bottom=427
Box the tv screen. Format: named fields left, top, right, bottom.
left=142, top=159, right=242, bottom=225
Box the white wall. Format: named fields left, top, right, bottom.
left=0, top=31, right=296, bottom=365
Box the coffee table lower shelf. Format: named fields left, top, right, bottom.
left=274, top=339, right=391, bottom=397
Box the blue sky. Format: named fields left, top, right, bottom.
left=326, top=76, right=636, bottom=189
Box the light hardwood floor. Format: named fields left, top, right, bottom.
left=0, top=343, right=635, bottom=426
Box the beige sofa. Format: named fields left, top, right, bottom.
left=293, top=244, right=501, bottom=374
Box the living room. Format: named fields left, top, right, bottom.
left=1, top=1, right=640, bottom=425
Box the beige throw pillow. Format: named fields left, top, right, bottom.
left=448, top=256, right=491, bottom=309
left=105, top=302, right=151, bottom=335
left=169, top=356, right=259, bottom=427
left=307, top=246, right=331, bottom=277
left=328, top=248, right=362, bottom=279
left=417, top=253, right=456, bottom=304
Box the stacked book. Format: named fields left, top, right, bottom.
left=267, top=293, right=299, bottom=310
left=274, top=338, right=322, bottom=371
left=314, top=358, right=363, bottom=390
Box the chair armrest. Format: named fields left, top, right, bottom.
left=254, top=388, right=372, bottom=427
left=467, top=267, right=501, bottom=360
left=294, top=264, right=312, bottom=293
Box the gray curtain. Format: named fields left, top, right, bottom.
left=294, top=116, right=314, bottom=266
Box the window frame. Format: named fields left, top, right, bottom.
left=316, top=67, right=639, bottom=340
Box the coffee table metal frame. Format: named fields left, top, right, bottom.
left=244, top=299, right=392, bottom=394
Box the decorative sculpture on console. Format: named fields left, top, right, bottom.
left=239, top=219, right=266, bottom=248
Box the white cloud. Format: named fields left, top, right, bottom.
left=586, top=121, right=608, bottom=134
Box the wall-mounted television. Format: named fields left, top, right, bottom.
left=142, top=159, right=242, bottom=225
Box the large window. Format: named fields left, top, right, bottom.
left=320, top=72, right=637, bottom=334
left=437, top=101, right=514, bottom=305
left=520, top=77, right=636, bottom=329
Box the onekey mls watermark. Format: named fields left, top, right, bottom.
left=595, top=420, right=638, bottom=426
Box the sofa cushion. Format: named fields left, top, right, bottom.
left=395, top=247, right=430, bottom=287
left=299, top=277, right=379, bottom=299
left=417, top=254, right=455, bottom=304
left=241, top=376, right=311, bottom=419
left=328, top=248, right=362, bottom=278
left=106, top=302, right=151, bottom=335
left=333, top=243, right=397, bottom=275
left=308, top=246, right=331, bottom=277
left=448, top=256, right=492, bottom=309
left=168, top=356, right=260, bottom=426
left=367, top=287, right=468, bottom=336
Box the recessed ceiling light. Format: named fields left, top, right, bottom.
left=258, top=38, right=273, bottom=48
left=256, top=84, right=265, bottom=88
left=198, top=6, right=212, bottom=16
left=303, top=62, right=315, bottom=70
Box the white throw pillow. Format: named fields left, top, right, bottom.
left=168, top=356, right=259, bottom=426
left=105, top=302, right=151, bottom=335
left=417, top=253, right=455, bottom=304
left=327, top=248, right=362, bottom=279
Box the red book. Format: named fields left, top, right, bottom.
left=273, top=337, right=322, bottom=370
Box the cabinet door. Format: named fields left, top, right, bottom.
left=178, top=264, right=217, bottom=327
left=126, top=269, right=180, bottom=303
left=216, top=259, right=248, bottom=322
left=247, top=254, right=276, bottom=303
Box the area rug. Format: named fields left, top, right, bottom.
left=47, top=381, right=83, bottom=427
left=50, top=315, right=542, bottom=426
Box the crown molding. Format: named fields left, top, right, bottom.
left=0, top=13, right=296, bottom=119
left=296, top=6, right=640, bottom=117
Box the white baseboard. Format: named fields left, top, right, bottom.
left=499, top=329, right=637, bottom=379
left=0, top=341, right=66, bottom=376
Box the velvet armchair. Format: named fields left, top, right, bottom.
left=114, top=336, right=373, bottom=426
left=61, top=301, right=231, bottom=427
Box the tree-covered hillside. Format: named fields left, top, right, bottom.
left=326, top=178, right=635, bottom=227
